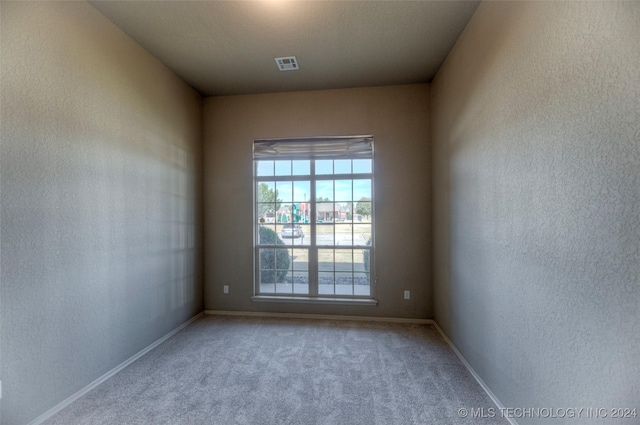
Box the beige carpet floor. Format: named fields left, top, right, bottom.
left=45, top=315, right=509, bottom=425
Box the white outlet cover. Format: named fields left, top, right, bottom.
left=404, top=290, right=410, bottom=300
left=223, top=285, right=229, bottom=294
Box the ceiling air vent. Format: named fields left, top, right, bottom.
left=275, top=56, right=299, bottom=71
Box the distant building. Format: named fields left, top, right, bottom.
left=316, top=203, right=349, bottom=222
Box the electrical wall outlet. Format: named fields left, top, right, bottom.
left=223, top=285, right=229, bottom=294
left=0, top=380, right=3, bottom=399
left=404, top=290, right=410, bottom=300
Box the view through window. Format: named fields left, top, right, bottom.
left=254, top=137, right=374, bottom=299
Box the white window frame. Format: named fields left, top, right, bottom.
left=252, top=136, right=377, bottom=305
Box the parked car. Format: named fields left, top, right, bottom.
left=281, top=224, right=304, bottom=238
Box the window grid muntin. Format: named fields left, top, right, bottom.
left=255, top=159, right=374, bottom=299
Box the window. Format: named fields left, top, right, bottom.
left=253, top=136, right=375, bottom=303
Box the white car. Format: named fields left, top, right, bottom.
left=281, top=224, right=303, bottom=238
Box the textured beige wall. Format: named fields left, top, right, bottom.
left=203, top=85, right=431, bottom=318
left=432, top=2, right=640, bottom=421
left=1, top=2, right=203, bottom=424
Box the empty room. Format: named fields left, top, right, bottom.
left=1, top=1, right=638, bottom=424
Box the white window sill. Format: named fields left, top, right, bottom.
left=251, top=295, right=378, bottom=306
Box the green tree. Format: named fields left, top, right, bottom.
left=258, top=183, right=281, bottom=218
left=355, top=197, right=372, bottom=217
left=316, top=196, right=330, bottom=202
left=258, top=227, right=290, bottom=283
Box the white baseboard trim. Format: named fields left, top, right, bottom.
left=26, top=311, right=513, bottom=425
left=27, top=311, right=205, bottom=425
left=431, top=322, right=518, bottom=425
left=205, top=309, right=433, bottom=324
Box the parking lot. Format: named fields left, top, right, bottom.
left=273, top=223, right=371, bottom=246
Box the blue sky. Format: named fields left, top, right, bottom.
left=257, top=159, right=372, bottom=178
left=257, top=160, right=372, bottom=203
left=263, top=180, right=370, bottom=203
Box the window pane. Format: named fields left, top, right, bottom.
left=284, top=224, right=307, bottom=244
left=316, top=160, right=332, bottom=175
left=277, top=223, right=293, bottom=245
left=291, top=249, right=308, bottom=270
left=318, top=272, right=334, bottom=294
left=334, top=249, right=353, bottom=272
left=299, top=204, right=311, bottom=224
left=276, top=248, right=291, bottom=278
left=259, top=248, right=275, bottom=270
left=260, top=248, right=277, bottom=288
left=318, top=249, right=334, bottom=272
left=334, top=159, right=351, bottom=174
left=291, top=209, right=301, bottom=224
left=260, top=283, right=276, bottom=293
left=258, top=225, right=277, bottom=244
left=335, top=225, right=352, bottom=246
left=316, top=223, right=334, bottom=245
left=316, top=202, right=335, bottom=223
left=256, top=161, right=274, bottom=177
left=293, top=181, right=310, bottom=202
left=291, top=249, right=309, bottom=294
left=258, top=205, right=276, bottom=224
left=275, top=223, right=283, bottom=237
left=353, top=159, right=372, bottom=174
left=356, top=247, right=371, bottom=296
left=257, top=181, right=275, bottom=192
left=257, top=183, right=278, bottom=225
left=315, top=181, right=333, bottom=201
left=275, top=160, right=291, bottom=176
left=335, top=273, right=354, bottom=295
left=276, top=181, right=293, bottom=203
left=334, top=180, right=352, bottom=202
left=296, top=224, right=310, bottom=242
left=354, top=201, right=371, bottom=221
left=293, top=271, right=309, bottom=294
left=355, top=276, right=370, bottom=296
left=354, top=223, right=371, bottom=246
left=354, top=249, right=368, bottom=273
left=276, top=282, right=293, bottom=294
left=353, top=179, right=372, bottom=200
left=339, top=202, right=354, bottom=223
left=292, top=160, right=310, bottom=176
left=259, top=247, right=290, bottom=290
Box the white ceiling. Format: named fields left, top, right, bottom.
left=90, top=1, right=480, bottom=97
